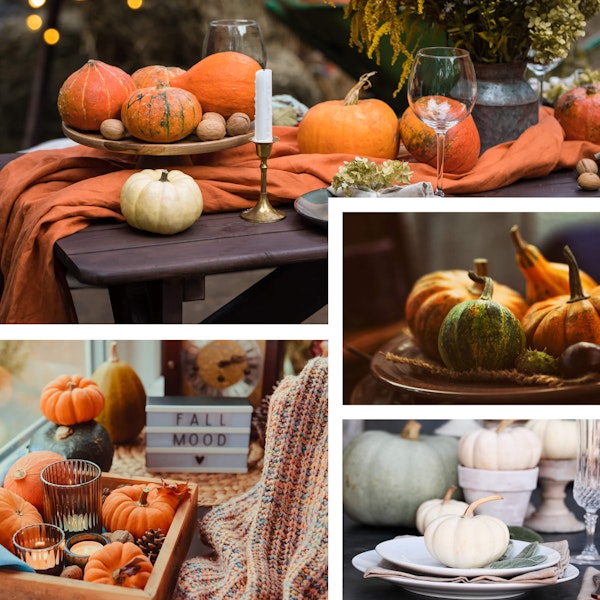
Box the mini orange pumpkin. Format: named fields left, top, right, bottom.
left=84, top=541, right=152, bottom=589
left=0, top=487, right=43, bottom=553
left=3, top=450, right=64, bottom=511
left=297, top=72, right=399, bottom=159
left=57, top=59, right=136, bottom=131
left=170, top=51, right=261, bottom=119
left=555, top=84, right=600, bottom=143
left=39, top=374, right=106, bottom=426
left=131, top=64, right=186, bottom=88
left=522, top=245, right=600, bottom=356
left=121, top=85, right=202, bottom=143
left=399, top=106, right=480, bottom=173
left=102, top=483, right=180, bottom=537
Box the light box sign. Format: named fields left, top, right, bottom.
left=145, top=396, right=252, bottom=473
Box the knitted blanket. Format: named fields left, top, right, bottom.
left=173, top=356, right=328, bottom=600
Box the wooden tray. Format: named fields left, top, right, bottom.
left=4, top=473, right=199, bottom=600
left=62, top=122, right=253, bottom=156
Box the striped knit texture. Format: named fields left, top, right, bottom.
left=173, top=356, right=328, bottom=600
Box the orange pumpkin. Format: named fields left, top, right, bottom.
left=102, top=483, right=180, bottom=537
left=121, top=85, right=202, bottom=143
left=3, top=450, right=64, bottom=511
left=522, top=246, right=600, bottom=357
left=555, top=84, right=600, bottom=142
left=39, top=374, right=105, bottom=426
left=0, top=488, right=43, bottom=553
left=170, top=51, right=261, bottom=119
left=405, top=258, right=528, bottom=361
left=84, top=541, right=152, bottom=589
left=131, top=64, right=186, bottom=88
left=399, top=106, right=480, bottom=173
left=57, top=59, right=136, bottom=131
left=297, top=72, right=399, bottom=159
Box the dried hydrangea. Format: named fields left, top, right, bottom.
left=331, top=157, right=413, bottom=196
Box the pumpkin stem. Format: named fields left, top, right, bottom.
left=55, top=425, right=74, bottom=441
left=344, top=71, right=377, bottom=106
left=112, top=556, right=145, bottom=585
left=138, top=486, right=152, bottom=506
left=159, top=169, right=170, bottom=183
left=564, top=245, right=590, bottom=303
left=467, top=258, right=489, bottom=294
left=510, top=225, right=526, bottom=254
left=12, top=468, right=27, bottom=481
left=463, top=494, right=503, bottom=518
left=400, top=420, right=421, bottom=441
left=496, top=419, right=517, bottom=433
left=67, top=380, right=77, bottom=391
left=110, top=341, right=120, bottom=363
left=468, top=271, right=494, bottom=301
left=442, top=485, right=457, bottom=503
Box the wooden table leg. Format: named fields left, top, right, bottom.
left=201, top=259, right=328, bottom=324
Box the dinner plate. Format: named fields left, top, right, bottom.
left=370, top=328, right=600, bottom=403
left=375, top=538, right=560, bottom=578
left=294, top=188, right=328, bottom=228
left=352, top=550, right=579, bottom=600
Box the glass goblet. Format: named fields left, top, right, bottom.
left=201, top=19, right=267, bottom=68
left=527, top=49, right=563, bottom=105
left=572, top=419, right=600, bottom=564
left=407, top=47, right=477, bottom=197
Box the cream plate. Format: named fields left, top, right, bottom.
left=352, top=550, right=578, bottom=600
left=375, top=538, right=560, bottom=578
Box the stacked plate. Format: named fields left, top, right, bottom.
left=352, top=537, right=579, bottom=599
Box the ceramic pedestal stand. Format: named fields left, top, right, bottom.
left=524, top=458, right=584, bottom=533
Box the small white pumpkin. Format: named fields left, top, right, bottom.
left=525, top=419, right=578, bottom=460
left=424, top=495, right=510, bottom=568
left=120, top=168, right=203, bottom=235
left=415, top=485, right=469, bottom=534
left=458, top=420, right=542, bottom=470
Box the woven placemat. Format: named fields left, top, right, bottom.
left=109, top=432, right=262, bottom=507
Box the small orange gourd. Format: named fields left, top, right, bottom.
left=522, top=246, right=600, bottom=356
left=39, top=374, right=105, bottom=426
left=510, top=225, right=597, bottom=304
left=131, top=64, right=186, bottom=88
left=297, top=72, right=399, bottom=159
left=3, top=450, right=64, bottom=511
left=0, top=488, right=43, bottom=553
left=170, top=52, right=261, bottom=119
left=84, top=541, right=152, bottom=589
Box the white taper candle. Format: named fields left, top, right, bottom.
left=254, top=68, right=273, bottom=142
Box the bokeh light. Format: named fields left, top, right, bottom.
left=127, top=0, right=143, bottom=8
left=28, top=0, right=46, bottom=8
left=43, top=28, right=60, bottom=45
left=26, top=14, right=43, bottom=31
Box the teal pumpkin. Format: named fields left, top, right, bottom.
left=438, top=272, right=526, bottom=371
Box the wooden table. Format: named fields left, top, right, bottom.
left=54, top=205, right=327, bottom=324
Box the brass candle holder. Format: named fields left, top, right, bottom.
left=241, top=137, right=285, bottom=223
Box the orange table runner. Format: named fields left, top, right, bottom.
left=0, top=112, right=597, bottom=323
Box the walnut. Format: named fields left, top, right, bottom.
left=60, top=565, right=83, bottom=579
left=577, top=172, right=600, bottom=191
left=226, top=112, right=251, bottom=137
left=196, top=117, right=226, bottom=141
left=100, top=119, right=126, bottom=140
left=104, top=529, right=135, bottom=544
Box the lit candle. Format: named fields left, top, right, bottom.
left=70, top=540, right=103, bottom=556
left=254, top=68, right=273, bottom=143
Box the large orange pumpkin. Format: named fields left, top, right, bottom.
left=170, top=51, right=261, bottom=119
left=3, top=450, right=64, bottom=512
left=405, top=258, right=528, bottom=362
left=84, top=542, right=152, bottom=588
left=399, top=106, right=480, bottom=173
left=131, top=64, right=186, bottom=88
left=0, top=487, right=43, bottom=553
left=297, top=72, right=399, bottom=159
left=57, top=59, right=136, bottom=131
left=554, top=84, right=600, bottom=142
left=121, top=85, right=202, bottom=143
left=39, top=374, right=106, bottom=426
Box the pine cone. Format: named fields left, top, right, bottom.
left=136, top=528, right=166, bottom=564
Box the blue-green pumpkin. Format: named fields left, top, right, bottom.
left=438, top=272, right=526, bottom=371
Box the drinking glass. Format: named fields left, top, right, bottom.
left=202, top=19, right=267, bottom=68
left=527, top=49, right=563, bottom=105
left=407, top=47, right=477, bottom=196
left=573, top=419, right=600, bottom=564
left=13, top=523, right=65, bottom=576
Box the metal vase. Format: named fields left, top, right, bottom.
left=472, top=61, right=539, bottom=153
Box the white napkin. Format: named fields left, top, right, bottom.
left=577, top=566, right=600, bottom=599
left=327, top=182, right=435, bottom=197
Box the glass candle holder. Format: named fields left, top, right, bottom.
left=12, top=523, right=65, bottom=576
left=64, top=532, right=110, bottom=570
left=40, top=459, right=102, bottom=538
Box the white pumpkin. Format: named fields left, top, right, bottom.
left=458, top=420, right=542, bottom=470
left=525, top=419, right=578, bottom=460
left=415, top=485, right=469, bottom=534
left=120, top=168, right=203, bottom=235
left=424, top=495, right=510, bottom=568
left=343, top=421, right=460, bottom=527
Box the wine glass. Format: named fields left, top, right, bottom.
left=527, top=49, right=563, bottom=105
left=201, top=19, right=267, bottom=68
left=407, top=47, right=477, bottom=196
left=572, top=419, right=600, bottom=564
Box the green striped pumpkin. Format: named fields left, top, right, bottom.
left=121, top=85, right=202, bottom=143
left=438, top=272, right=526, bottom=371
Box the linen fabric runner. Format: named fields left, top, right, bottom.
left=0, top=110, right=598, bottom=323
